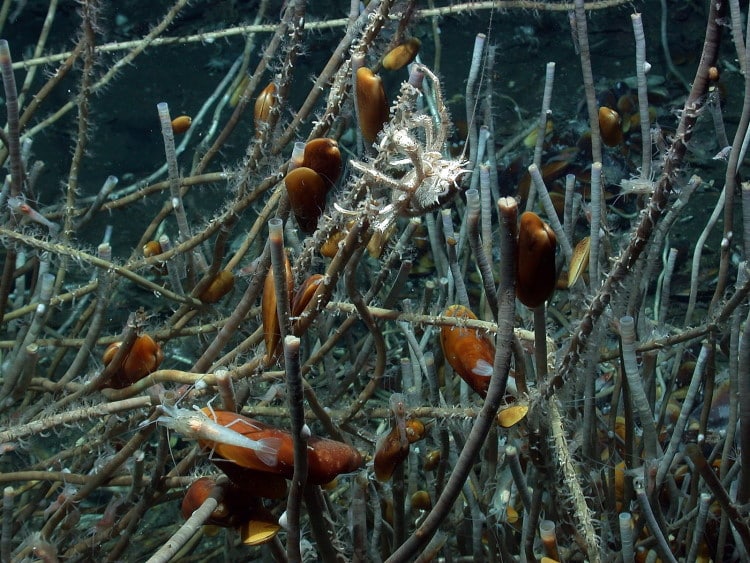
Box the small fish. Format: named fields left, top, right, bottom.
left=156, top=404, right=281, bottom=467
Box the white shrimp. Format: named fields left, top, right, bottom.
left=8, top=195, right=60, bottom=236
left=155, top=404, right=281, bottom=467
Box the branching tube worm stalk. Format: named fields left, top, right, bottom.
left=283, top=335, right=307, bottom=562
left=619, top=512, right=634, bottom=563
left=157, top=102, right=184, bottom=232
left=479, top=163, right=494, bottom=262
left=145, top=483, right=223, bottom=563
left=563, top=174, right=576, bottom=244
left=656, top=341, right=709, bottom=486
left=528, top=164, right=573, bottom=261
left=466, top=187, right=498, bottom=317
left=742, top=182, right=750, bottom=253
left=469, top=125, right=489, bottom=194
left=158, top=234, right=185, bottom=296
left=656, top=247, right=678, bottom=324
left=686, top=493, right=711, bottom=563
left=77, top=174, right=118, bottom=228
left=465, top=33, right=486, bottom=171
left=1, top=487, right=12, bottom=563
left=574, top=0, right=603, bottom=165
left=527, top=61, right=555, bottom=212
left=631, top=13, right=652, bottom=181
left=385, top=196, right=517, bottom=562
left=0, top=40, right=23, bottom=198
left=441, top=208, right=470, bottom=307
left=0, top=272, right=54, bottom=404
left=738, top=300, right=750, bottom=503
left=717, top=264, right=746, bottom=559
left=589, top=161, right=602, bottom=287
left=505, top=444, right=531, bottom=511
left=684, top=188, right=725, bottom=324
left=633, top=479, right=677, bottom=563
left=56, top=243, right=113, bottom=388
left=0, top=39, right=23, bottom=325
left=619, top=315, right=659, bottom=460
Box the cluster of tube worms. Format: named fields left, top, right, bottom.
left=0, top=0, right=746, bottom=561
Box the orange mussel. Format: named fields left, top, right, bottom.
left=262, top=252, right=293, bottom=361
left=301, top=138, right=342, bottom=190
left=291, top=274, right=323, bottom=317
left=101, top=334, right=164, bottom=389
left=254, top=83, right=276, bottom=132
left=170, top=115, right=192, bottom=135
left=440, top=305, right=495, bottom=398
left=199, top=270, right=235, bottom=304
left=598, top=106, right=623, bottom=147
left=374, top=424, right=410, bottom=482
left=355, top=67, right=389, bottom=145
left=285, top=166, right=328, bottom=234
left=382, top=38, right=421, bottom=70
left=373, top=417, right=426, bottom=482
left=516, top=212, right=557, bottom=308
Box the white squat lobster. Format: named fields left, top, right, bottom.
left=343, top=65, right=469, bottom=233
left=154, top=404, right=282, bottom=468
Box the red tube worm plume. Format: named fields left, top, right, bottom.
left=440, top=305, right=495, bottom=398
left=301, top=138, right=342, bottom=190
left=197, top=409, right=363, bottom=485
left=284, top=166, right=328, bottom=234
left=373, top=394, right=425, bottom=482
left=355, top=67, right=389, bottom=145
left=101, top=334, right=164, bottom=389
left=261, top=251, right=292, bottom=362
left=516, top=212, right=557, bottom=308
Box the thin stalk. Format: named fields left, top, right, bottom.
left=284, top=335, right=307, bottom=562
left=619, top=512, right=634, bottom=563
left=466, top=187, right=498, bottom=316
left=631, top=13, right=652, bottom=181
left=686, top=493, right=711, bottom=563
left=385, top=197, right=517, bottom=562
left=574, top=0, right=602, bottom=165
left=145, top=485, right=222, bottom=563
left=589, top=161, right=602, bottom=285
left=465, top=33, right=486, bottom=168
left=738, top=303, right=750, bottom=502
left=656, top=342, right=709, bottom=486
left=620, top=316, right=658, bottom=460
left=634, top=480, right=677, bottom=563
